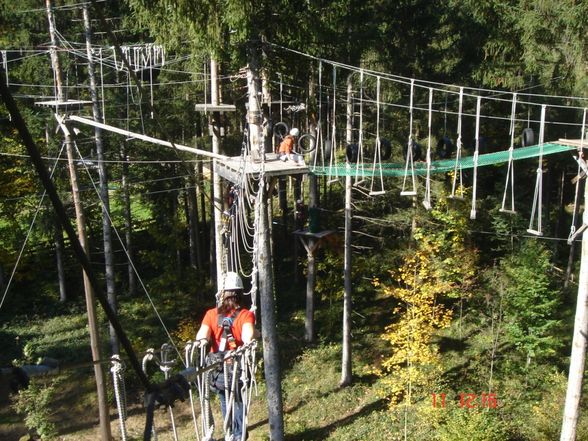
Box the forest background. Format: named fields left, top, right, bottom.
left=1, top=0, right=588, bottom=440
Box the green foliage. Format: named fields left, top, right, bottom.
left=500, top=240, right=561, bottom=361
left=435, top=408, right=508, bottom=441
left=12, top=378, right=60, bottom=440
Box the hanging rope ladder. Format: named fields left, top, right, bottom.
left=369, top=76, right=386, bottom=196
left=401, top=79, right=417, bottom=196
left=327, top=65, right=340, bottom=184
left=527, top=104, right=547, bottom=235
left=354, top=69, right=366, bottom=186
left=500, top=93, right=518, bottom=214
left=470, top=96, right=482, bottom=220
left=450, top=87, right=465, bottom=199
left=567, top=108, right=588, bottom=244
left=423, top=88, right=433, bottom=209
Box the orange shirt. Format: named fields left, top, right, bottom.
left=279, top=135, right=295, bottom=154
left=201, top=308, right=255, bottom=352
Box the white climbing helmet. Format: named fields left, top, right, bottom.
left=222, top=271, right=244, bottom=292
left=289, top=128, right=300, bottom=137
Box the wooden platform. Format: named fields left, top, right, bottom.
left=558, top=138, right=587, bottom=148
left=214, top=153, right=309, bottom=183
left=34, top=99, right=93, bottom=108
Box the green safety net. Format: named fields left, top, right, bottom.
left=309, top=143, right=576, bottom=177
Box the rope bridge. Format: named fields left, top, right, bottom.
left=309, top=143, right=576, bottom=177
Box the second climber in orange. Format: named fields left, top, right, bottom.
left=278, top=127, right=300, bottom=162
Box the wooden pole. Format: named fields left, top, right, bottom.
left=561, top=173, right=588, bottom=441
left=82, top=3, right=119, bottom=356
left=340, top=164, right=352, bottom=386
left=45, top=2, right=112, bottom=439
left=210, top=57, right=224, bottom=287
left=248, top=45, right=284, bottom=441
left=0, top=68, right=151, bottom=393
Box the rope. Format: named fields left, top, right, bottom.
left=567, top=108, right=587, bottom=243
left=327, top=65, right=339, bottom=183
left=527, top=105, right=547, bottom=235
left=450, top=88, right=465, bottom=199
left=500, top=93, right=518, bottom=213
left=423, top=88, right=433, bottom=209
left=401, top=79, right=417, bottom=196
left=313, top=60, right=323, bottom=168
left=72, top=141, right=182, bottom=359
left=111, top=355, right=128, bottom=441
left=369, top=76, right=385, bottom=195
left=354, top=69, right=366, bottom=186
left=160, top=344, right=179, bottom=441
left=470, top=96, right=482, bottom=219
left=0, top=141, right=65, bottom=312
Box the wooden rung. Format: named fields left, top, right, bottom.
left=369, top=190, right=386, bottom=196
left=400, top=191, right=417, bottom=196
left=193, top=104, right=236, bottom=112
left=448, top=195, right=465, bottom=200
left=327, top=178, right=340, bottom=185
left=526, top=228, right=543, bottom=236
left=499, top=209, right=517, bottom=214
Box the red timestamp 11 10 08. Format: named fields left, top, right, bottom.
left=432, top=392, right=498, bottom=409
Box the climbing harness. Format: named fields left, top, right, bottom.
left=450, top=87, right=465, bottom=199
left=500, top=93, right=517, bottom=214
left=401, top=79, right=417, bottom=196
left=369, top=76, right=385, bottom=195
left=527, top=105, right=547, bottom=235
left=470, top=96, right=482, bottom=219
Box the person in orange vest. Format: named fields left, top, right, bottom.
left=278, top=127, right=300, bottom=163
left=196, top=272, right=255, bottom=440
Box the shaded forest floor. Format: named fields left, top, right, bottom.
left=2, top=261, right=588, bottom=440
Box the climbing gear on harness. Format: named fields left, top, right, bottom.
left=219, top=309, right=241, bottom=352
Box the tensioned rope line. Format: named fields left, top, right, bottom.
left=309, top=142, right=576, bottom=177
left=0, top=142, right=66, bottom=312
left=266, top=41, right=588, bottom=106
left=72, top=140, right=183, bottom=360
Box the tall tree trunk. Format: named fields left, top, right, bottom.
left=346, top=73, right=353, bottom=145
left=248, top=46, right=284, bottom=441
left=341, top=165, right=353, bottom=386
left=46, top=2, right=112, bottom=439
left=83, top=3, right=118, bottom=355
left=186, top=176, right=202, bottom=270
left=172, top=183, right=182, bottom=276
left=561, top=179, right=588, bottom=441
left=120, top=142, right=136, bottom=296
left=54, top=220, right=67, bottom=302
left=211, top=57, right=224, bottom=286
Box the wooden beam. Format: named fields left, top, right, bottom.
left=67, top=115, right=228, bottom=160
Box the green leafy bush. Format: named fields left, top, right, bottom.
left=12, top=378, right=60, bottom=440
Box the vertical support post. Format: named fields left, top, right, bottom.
left=210, top=57, right=224, bottom=287
left=248, top=43, right=284, bottom=441
left=561, top=176, right=588, bottom=441
left=305, top=238, right=316, bottom=342
left=83, top=2, right=118, bottom=356
left=45, top=2, right=111, bottom=439
left=341, top=164, right=352, bottom=386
